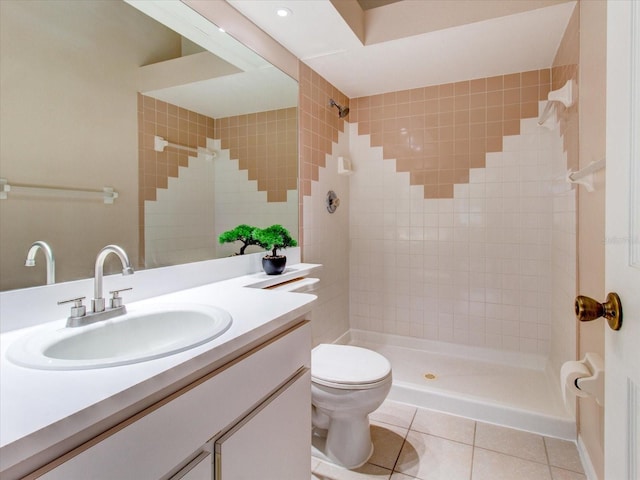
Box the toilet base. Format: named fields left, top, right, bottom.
left=312, top=430, right=374, bottom=470
left=311, top=412, right=374, bottom=469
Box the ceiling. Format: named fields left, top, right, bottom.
left=356, top=0, right=403, bottom=10
left=127, top=0, right=298, bottom=118
left=225, top=0, right=577, bottom=98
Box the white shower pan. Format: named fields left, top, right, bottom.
left=348, top=330, right=575, bottom=440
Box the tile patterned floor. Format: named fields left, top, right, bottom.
left=311, top=400, right=586, bottom=480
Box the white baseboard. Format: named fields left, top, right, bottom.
left=577, top=434, right=600, bottom=480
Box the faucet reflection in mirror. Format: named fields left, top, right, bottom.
left=24, top=241, right=55, bottom=285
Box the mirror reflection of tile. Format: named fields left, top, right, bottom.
left=138, top=94, right=297, bottom=204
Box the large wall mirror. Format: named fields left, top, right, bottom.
left=0, top=0, right=299, bottom=291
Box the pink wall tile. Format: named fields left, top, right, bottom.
left=215, top=107, right=297, bottom=203
left=351, top=69, right=551, bottom=199
left=138, top=94, right=214, bottom=264
left=298, top=62, right=349, bottom=198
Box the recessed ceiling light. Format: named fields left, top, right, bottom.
left=276, top=7, right=292, bottom=17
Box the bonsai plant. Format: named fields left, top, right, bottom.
left=252, top=224, right=298, bottom=275
left=218, top=224, right=260, bottom=255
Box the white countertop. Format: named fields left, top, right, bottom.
left=0, top=265, right=318, bottom=475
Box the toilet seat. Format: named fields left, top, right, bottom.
left=312, top=344, right=392, bottom=390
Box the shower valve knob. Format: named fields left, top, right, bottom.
left=574, top=292, right=623, bottom=331
left=326, top=190, right=340, bottom=213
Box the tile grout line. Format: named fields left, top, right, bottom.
left=389, top=407, right=419, bottom=477
left=543, top=436, right=554, bottom=479
left=472, top=445, right=553, bottom=467
left=469, top=420, right=478, bottom=480
left=473, top=422, right=556, bottom=466
left=369, top=403, right=580, bottom=479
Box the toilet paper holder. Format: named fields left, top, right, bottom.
left=572, top=353, right=605, bottom=407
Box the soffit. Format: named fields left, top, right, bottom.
left=225, top=0, right=577, bottom=98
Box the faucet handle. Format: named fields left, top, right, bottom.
left=109, top=288, right=132, bottom=308
left=58, top=296, right=87, bottom=319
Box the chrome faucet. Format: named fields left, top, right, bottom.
left=58, top=245, right=134, bottom=327
left=25, top=241, right=55, bottom=284
left=92, top=244, right=134, bottom=313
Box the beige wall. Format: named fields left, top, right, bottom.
left=552, top=1, right=606, bottom=477
left=0, top=1, right=179, bottom=289
left=577, top=1, right=607, bottom=478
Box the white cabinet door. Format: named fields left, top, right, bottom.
left=168, top=447, right=212, bottom=480
left=605, top=2, right=640, bottom=479
left=214, top=369, right=311, bottom=480
left=179, top=455, right=211, bottom=480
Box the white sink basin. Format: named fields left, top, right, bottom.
left=6, top=304, right=232, bottom=370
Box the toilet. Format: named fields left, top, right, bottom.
left=311, top=344, right=392, bottom=468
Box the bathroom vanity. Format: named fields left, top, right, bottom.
left=0, top=262, right=318, bottom=479
left=31, top=322, right=311, bottom=480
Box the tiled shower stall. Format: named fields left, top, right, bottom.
left=300, top=6, right=579, bottom=438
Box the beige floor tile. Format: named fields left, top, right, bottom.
left=544, top=437, right=584, bottom=473
left=550, top=466, right=587, bottom=480
left=389, top=473, right=418, bottom=480
left=474, top=422, right=547, bottom=463
left=370, top=400, right=417, bottom=429
left=410, top=408, right=476, bottom=444
left=395, top=430, right=473, bottom=480
left=312, top=459, right=392, bottom=479
left=471, top=448, right=552, bottom=480
left=369, top=421, right=409, bottom=470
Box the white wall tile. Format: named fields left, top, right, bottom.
left=347, top=115, right=573, bottom=356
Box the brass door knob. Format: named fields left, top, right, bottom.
left=574, top=292, right=623, bottom=331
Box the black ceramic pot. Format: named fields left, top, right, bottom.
left=262, top=255, right=287, bottom=275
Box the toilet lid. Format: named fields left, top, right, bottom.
left=312, top=344, right=391, bottom=387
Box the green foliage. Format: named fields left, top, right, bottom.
left=218, top=224, right=259, bottom=255
left=252, top=224, right=298, bottom=257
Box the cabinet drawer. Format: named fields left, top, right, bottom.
left=33, top=321, right=311, bottom=480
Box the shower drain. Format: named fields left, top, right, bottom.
left=423, top=373, right=437, bottom=381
